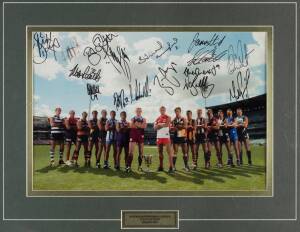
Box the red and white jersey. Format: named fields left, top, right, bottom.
left=155, top=114, right=170, bottom=139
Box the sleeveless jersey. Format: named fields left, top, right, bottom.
left=106, top=118, right=117, bottom=140
left=131, top=116, right=145, bottom=131
left=226, top=116, right=237, bottom=133
left=236, top=115, right=247, bottom=133
left=207, top=116, right=219, bottom=133
left=77, top=119, right=89, bottom=136
left=89, top=118, right=99, bottom=136
left=50, top=115, right=65, bottom=135
left=65, top=117, right=77, bottom=135
left=155, top=115, right=170, bottom=139
left=186, top=119, right=195, bottom=140
left=118, top=120, right=130, bottom=133
left=218, top=117, right=228, bottom=136
left=195, top=117, right=206, bottom=134
left=172, top=117, right=186, bottom=138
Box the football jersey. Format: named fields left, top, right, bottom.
left=106, top=118, right=117, bottom=140
left=218, top=117, right=227, bottom=136
left=186, top=119, right=195, bottom=140
left=89, top=118, right=99, bottom=135
left=99, top=117, right=107, bottom=131
left=77, top=119, right=89, bottom=136
left=195, top=117, right=206, bottom=134
left=66, top=117, right=77, bottom=134
left=207, top=116, right=219, bottom=133
left=172, top=117, right=186, bottom=138
left=155, top=115, right=170, bottom=139
left=131, top=116, right=145, bottom=131
left=50, top=115, right=65, bottom=135
left=236, top=115, right=247, bottom=133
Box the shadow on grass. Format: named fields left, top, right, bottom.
left=35, top=163, right=265, bottom=186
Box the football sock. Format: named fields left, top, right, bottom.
left=183, top=155, right=188, bottom=166
left=50, top=150, right=54, bottom=161
left=229, top=153, right=233, bottom=164
left=172, top=156, right=177, bottom=166
left=204, top=152, right=208, bottom=163
left=138, top=155, right=143, bottom=166
left=127, top=154, right=133, bottom=167
left=59, top=151, right=63, bottom=160
left=72, top=150, right=79, bottom=161
left=247, top=150, right=252, bottom=162
left=207, top=151, right=212, bottom=161
left=159, top=155, right=163, bottom=167
left=217, top=152, right=222, bottom=164
left=240, top=151, right=243, bottom=163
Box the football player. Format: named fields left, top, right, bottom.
left=116, top=111, right=130, bottom=170
left=104, top=110, right=118, bottom=169
left=186, top=110, right=197, bottom=169
left=154, top=106, right=174, bottom=173
left=127, top=107, right=147, bottom=173
left=206, top=109, right=222, bottom=168
left=225, top=109, right=240, bottom=166
left=48, top=107, right=65, bottom=166
left=236, top=108, right=252, bottom=165
left=171, top=107, right=189, bottom=171
left=88, top=110, right=99, bottom=167
left=195, top=109, right=208, bottom=169
left=72, top=111, right=90, bottom=167
left=96, top=109, right=107, bottom=168
left=64, top=110, right=78, bottom=166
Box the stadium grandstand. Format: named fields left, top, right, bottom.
left=33, top=94, right=266, bottom=145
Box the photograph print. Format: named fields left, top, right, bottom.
left=28, top=27, right=272, bottom=195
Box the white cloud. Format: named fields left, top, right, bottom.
left=247, top=32, right=266, bottom=67
left=33, top=58, right=65, bottom=80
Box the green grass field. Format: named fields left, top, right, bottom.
left=33, top=144, right=266, bottom=191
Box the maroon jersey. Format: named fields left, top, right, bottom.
left=129, top=116, right=145, bottom=143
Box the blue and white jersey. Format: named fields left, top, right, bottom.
left=106, top=118, right=117, bottom=141
left=226, top=116, right=237, bottom=135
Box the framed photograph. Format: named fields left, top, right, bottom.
left=28, top=26, right=273, bottom=197
left=1, top=1, right=298, bottom=232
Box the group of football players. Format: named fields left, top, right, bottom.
left=48, top=106, right=252, bottom=173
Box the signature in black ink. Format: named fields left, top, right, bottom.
left=65, top=38, right=80, bottom=61
left=129, top=76, right=151, bottom=102
left=69, top=64, right=102, bottom=82
left=87, top=83, right=101, bottom=101
left=183, top=64, right=220, bottom=79
left=187, top=33, right=226, bottom=53
left=33, top=32, right=60, bottom=64
left=187, top=46, right=227, bottom=66
left=153, top=62, right=180, bottom=96
left=113, top=89, right=130, bottom=111
left=156, top=38, right=178, bottom=58
left=83, top=33, right=131, bottom=81
left=227, top=40, right=255, bottom=74
left=138, top=41, right=163, bottom=64
left=229, top=68, right=251, bottom=101
left=113, top=76, right=152, bottom=111
left=183, top=74, right=215, bottom=98
left=138, top=38, right=178, bottom=64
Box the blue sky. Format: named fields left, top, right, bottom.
left=32, top=31, right=266, bottom=121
